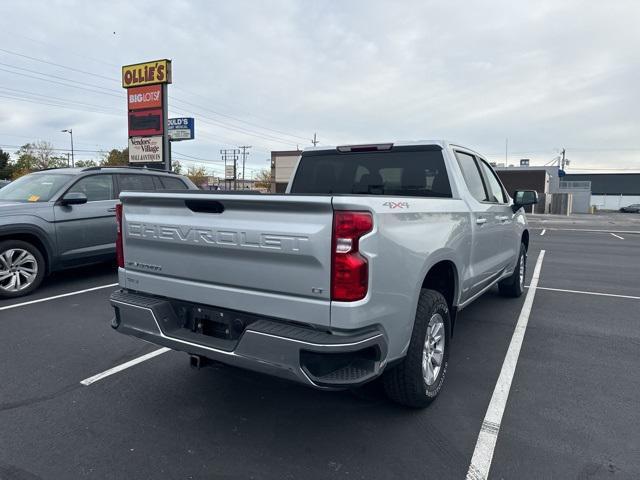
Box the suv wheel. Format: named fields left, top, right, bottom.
left=383, top=289, right=451, bottom=408
left=0, top=240, right=46, bottom=298
left=498, top=242, right=527, bottom=298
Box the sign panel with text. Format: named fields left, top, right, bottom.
left=127, top=84, right=162, bottom=110
left=129, top=136, right=163, bottom=163
left=122, top=59, right=172, bottom=88
left=168, top=117, right=195, bottom=141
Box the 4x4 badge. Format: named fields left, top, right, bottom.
left=383, top=201, right=409, bottom=209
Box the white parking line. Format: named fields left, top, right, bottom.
left=540, top=229, right=546, bottom=236
left=610, top=233, right=624, bottom=240
left=80, top=347, right=170, bottom=386
left=466, top=250, right=545, bottom=480
left=527, top=285, right=640, bottom=300
left=0, top=283, right=118, bottom=311
left=529, top=227, right=639, bottom=235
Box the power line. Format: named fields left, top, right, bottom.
left=0, top=61, right=122, bottom=95
left=0, top=86, right=120, bottom=112
left=0, top=66, right=122, bottom=98
left=0, top=93, right=120, bottom=116
left=0, top=47, right=118, bottom=82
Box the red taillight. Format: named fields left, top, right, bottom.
left=331, top=211, right=373, bottom=301
left=115, top=203, right=124, bottom=268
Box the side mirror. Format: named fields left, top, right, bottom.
left=512, top=190, right=538, bottom=212
left=60, top=192, right=88, bottom=206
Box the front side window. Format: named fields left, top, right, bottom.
left=478, top=160, right=507, bottom=203
left=67, top=175, right=114, bottom=202
left=455, top=151, right=488, bottom=202
left=0, top=173, right=73, bottom=202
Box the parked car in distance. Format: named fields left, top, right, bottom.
left=110, top=140, right=538, bottom=408
left=0, top=180, right=10, bottom=189
left=0, top=166, right=197, bottom=298
left=619, top=204, right=640, bottom=213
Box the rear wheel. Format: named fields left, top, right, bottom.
left=498, top=242, right=526, bottom=298
left=383, top=289, right=450, bottom=408
left=0, top=240, right=46, bottom=298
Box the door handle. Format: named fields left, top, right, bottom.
left=476, top=217, right=487, bottom=225
left=498, top=215, right=510, bottom=222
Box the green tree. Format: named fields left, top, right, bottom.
left=172, top=160, right=183, bottom=175
left=186, top=165, right=208, bottom=187
left=0, top=148, right=12, bottom=180
left=9, top=142, right=67, bottom=179
left=75, top=159, right=98, bottom=168
left=101, top=148, right=129, bottom=166
left=254, top=168, right=272, bottom=190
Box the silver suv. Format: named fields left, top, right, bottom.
left=0, top=167, right=197, bottom=298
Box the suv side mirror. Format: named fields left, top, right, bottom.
left=60, top=192, right=88, bottom=206
left=512, top=190, right=538, bottom=212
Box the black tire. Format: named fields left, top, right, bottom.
left=0, top=240, right=46, bottom=299
left=498, top=242, right=526, bottom=298
left=383, top=289, right=451, bottom=408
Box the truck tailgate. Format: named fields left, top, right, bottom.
left=119, top=192, right=333, bottom=326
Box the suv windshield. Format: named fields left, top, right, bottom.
left=290, top=146, right=452, bottom=197
left=0, top=173, right=73, bottom=202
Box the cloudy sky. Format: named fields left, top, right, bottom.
left=1, top=0, right=639, bottom=176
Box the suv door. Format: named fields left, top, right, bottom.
left=454, top=151, right=506, bottom=301
left=477, top=159, right=518, bottom=270
left=53, top=174, right=118, bottom=264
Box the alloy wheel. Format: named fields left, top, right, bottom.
left=0, top=248, right=38, bottom=292
left=422, top=313, right=445, bottom=386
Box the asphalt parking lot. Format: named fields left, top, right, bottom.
left=1, top=213, right=639, bottom=479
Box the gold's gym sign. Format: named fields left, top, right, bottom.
left=122, top=60, right=172, bottom=88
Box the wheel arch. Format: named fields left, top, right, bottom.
left=0, top=226, right=54, bottom=274
left=420, top=258, right=459, bottom=336
left=522, top=229, right=529, bottom=251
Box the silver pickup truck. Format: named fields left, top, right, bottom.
left=110, top=141, right=537, bottom=407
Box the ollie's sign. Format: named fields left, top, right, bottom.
left=127, top=85, right=162, bottom=110
left=122, top=59, right=172, bottom=88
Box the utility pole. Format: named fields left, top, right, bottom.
left=505, top=138, right=508, bottom=165
left=560, top=148, right=566, bottom=171
left=238, top=145, right=251, bottom=190
left=61, top=129, right=74, bottom=167
left=220, top=148, right=240, bottom=190
left=312, top=133, right=318, bottom=146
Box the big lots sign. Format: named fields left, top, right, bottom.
left=127, top=85, right=162, bottom=110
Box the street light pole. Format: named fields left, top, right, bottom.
left=61, top=129, right=74, bottom=167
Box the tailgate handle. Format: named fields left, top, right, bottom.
left=185, top=200, right=225, bottom=214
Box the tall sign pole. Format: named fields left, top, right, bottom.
left=122, top=59, right=172, bottom=170
left=162, top=82, right=170, bottom=171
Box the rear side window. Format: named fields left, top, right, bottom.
left=455, top=152, right=488, bottom=202
left=159, top=176, right=188, bottom=189
left=118, top=174, right=155, bottom=192
left=290, top=147, right=451, bottom=197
